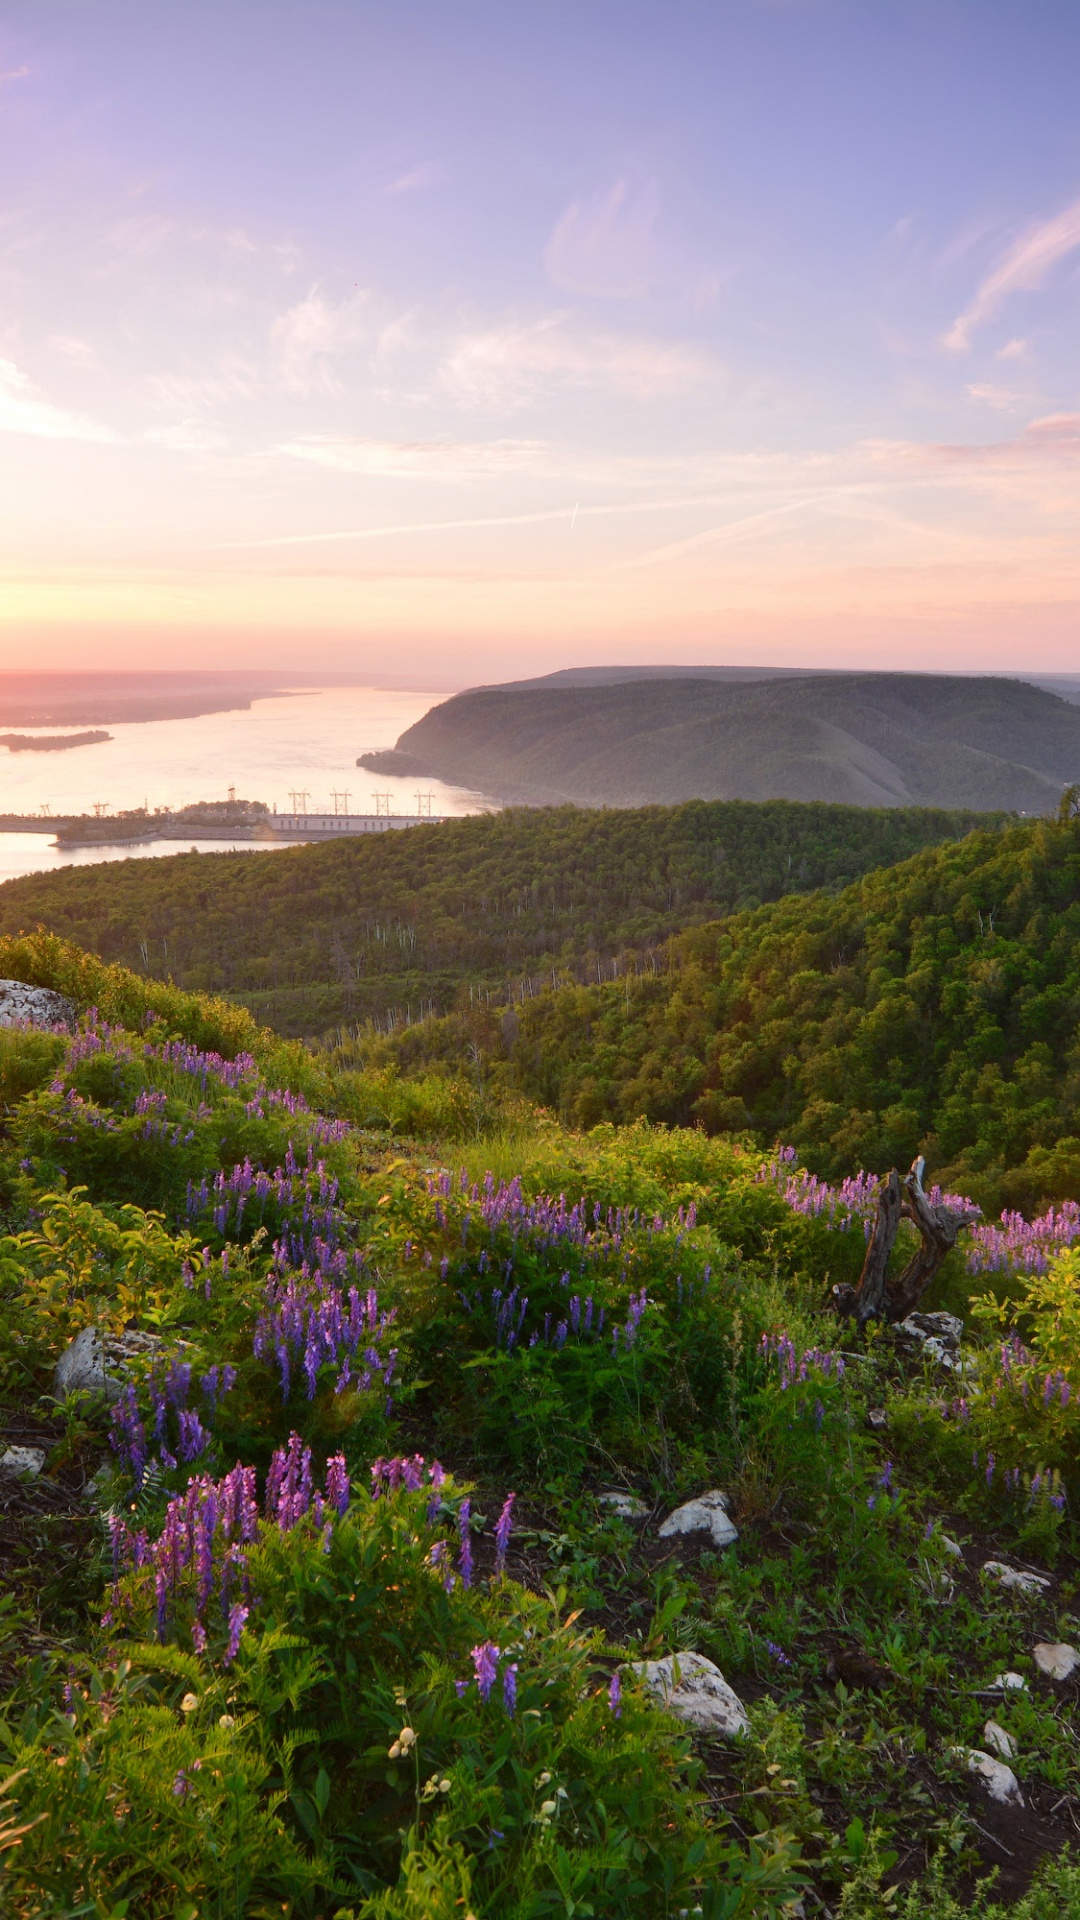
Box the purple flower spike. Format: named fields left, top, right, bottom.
left=609, top=1671, right=622, bottom=1718
left=471, top=1640, right=500, bottom=1704
left=458, top=1498, right=473, bottom=1589
left=325, top=1453, right=350, bottom=1514
left=493, top=1492, right=515, bottom=1576
left=502, top=1662, right=517, bottom=1717
left=224, top=1602, right=249, bottom=1665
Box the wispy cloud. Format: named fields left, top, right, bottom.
left=385, top=162, right=442, bottom=195
left=270, top=289, right=369, bottom=393
left=0, top=359, right=116, bottom=442
left=545, top=179, right=657, bottom=299
left=440, top=313, right=716, bottom=408
left=277, top=436, right=550, bottom=478
left=872, top=412, right=1080, bottom=467
left=943, top=197, right=1080, bottom=350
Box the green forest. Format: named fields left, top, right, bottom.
left=348, top=805, right=1080, bottom=1218
left=4, top=801, right=1080, bottom=1913
left=0, top=799, right=999, bottom=1036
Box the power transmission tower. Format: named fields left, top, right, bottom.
left=415, top=791, right=434, bottom=817
left=331, top=789, right=351, bottom=816
left=373, top=792, right=392, bottom=817
left=288, top=790, right=310, bottom=815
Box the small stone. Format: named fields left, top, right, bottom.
left=950, top=1746, right=1023, bottom=1805
left=941, top=1535, right=964, bottom=1559
left=632, top=1652, right=749, bottom=1736
left=0, top=1445, right=46, bottom=1478
left=985, top=1671, right=1028, bottom=1693
left=982, top=1560, right=1051, bottom=1597
left=983, top=1720, right=1018, bottom=1760
left=0, top=979, right=76, bottom=1031
left=867, top=1408, right=888, bottom=1430
left=1033, top=1641, right=1080, bottom=1681
left=900, top=1312, right=964, bottom=1350
left=598, top=1491, right=649, bottom=1520
left=658, top=1490, right=738, bottom=1551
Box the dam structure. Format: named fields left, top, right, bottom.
left=0, top=804, right=450, bottom=848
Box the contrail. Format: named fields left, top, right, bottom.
left=214, top=479, right=911, bottom=554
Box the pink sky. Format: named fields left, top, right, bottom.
left=1, top=2, right=1078, bottom=680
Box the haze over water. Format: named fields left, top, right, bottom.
left=0, top=684, right=491, bottom=886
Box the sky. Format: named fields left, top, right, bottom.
left=0, top=0, right=1079, bottom=684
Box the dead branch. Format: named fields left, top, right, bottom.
left=840, top=1155, right=982, bottom=1325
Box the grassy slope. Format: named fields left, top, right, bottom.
left=0, top=798, right=999, bottom=1037
left=368, top=672, right=1080, bottom=810
left=2, top=938, right=1080, bottom=1911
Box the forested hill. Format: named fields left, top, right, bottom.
left=379, top=805, right=1080, bottom=1218
left=0, top=799, right=997, bottom=1037
left=359, top=671, right=1080, bottom=811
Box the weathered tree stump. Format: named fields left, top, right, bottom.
left=835, top=1156, right=982, bottom=1326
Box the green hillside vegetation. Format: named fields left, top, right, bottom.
left=368, top=803, right=1080, bottom=1218
left=0, top=799, right=997, bottom=1037
left=360, top=672, right=1080, bottom=811
left=4, top=932, right=1080, bottom=1912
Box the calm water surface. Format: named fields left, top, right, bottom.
left=0, top=685, right=492, bottom=886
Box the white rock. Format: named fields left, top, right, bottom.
left=941, top=1535, right=964, bottom=1560
left=950, top=1746, right=1023, bottom=1805
left=0, top=979, right=76, bottom=1031
left=599, top=1491, right=649, bottom=1520
left=54, top=1326, right=109, bottom=1399
left=983, top=1720, right=1018, bottom=1760
left=900, top=1312, right=964, bottom=1350
left=1033, top=1641, right=1080, bottom=1681
left=986, top=1671, right=1028, bottom=1693
left=0, top=1445, right=46, bottom=1477
left=53, top=1325, right=164, bottom=1403
left=633, top=1652, right=749, bottom=1737
left=982, top=1560, right=1051, bottom=1597
left=658, top=1491, right=738, bottom=1551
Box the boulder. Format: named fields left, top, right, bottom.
left=0, top=979, right=76, bottom=1031
left=950, top=1746, right=1023, bottom=1805
left=598, top=1491, right=649, bottom=1520
left=1033, top=1641, right=1080, bottom=1682
left=0, top=1445, right=47, bottom=1478
left=53, top=1325, right=164, bottom=1402
left=898, top=1312, right=967, bottom=1370
left=658, top=1490, right=738, bottom=1551
left=983, top=1720, right=1018, bottom=1760
left=632, top=1652, right=749, bottom=1736
left=982, top=1560, right=1051, bottom=1598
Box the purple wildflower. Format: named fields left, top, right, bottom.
left=325, top=1453, right=350, bottom=1515
left=471, top=1640, right=500, bottom=1704
left=224, top=1603, right=249, bottom=1665
left=609, top=1670, right=622, bottom=1718
left=458, top=1498, right=473, bottom=1589
left=502, top=1663, right=518, bottom=1717
left=493, top=1492, right=515, bottom=1575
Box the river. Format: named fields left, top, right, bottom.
left=0, top=683, right=492, bottom=886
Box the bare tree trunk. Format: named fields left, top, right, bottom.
left=851, top=1170, right=903, bottom=1326
left=836, top=1156, right=982, bottom=1325
left=888, top=1157, right=983, bottom=1321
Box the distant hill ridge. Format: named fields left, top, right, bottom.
left=359, top=670, right=1080, bottom=812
